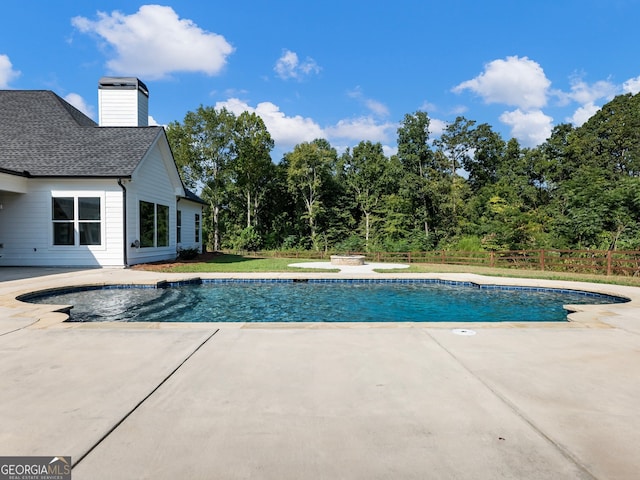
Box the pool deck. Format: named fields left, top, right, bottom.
left=1, top=267, right=640, bottom=479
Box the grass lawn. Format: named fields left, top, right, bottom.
left=137, top=253, right=338, bottom=273
left=134, top=253, right=640, bottom=287
left=381, top=263, right=640, bottom=287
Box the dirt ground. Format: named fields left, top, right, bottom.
left=130, top=252, right=221, bottom=271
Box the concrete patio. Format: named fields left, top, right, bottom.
left=1, top=267, right=639, bottom=479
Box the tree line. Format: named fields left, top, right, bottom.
left=166, top=92, right=640, bottom=253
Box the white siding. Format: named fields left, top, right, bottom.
left=0, top=179, right=124, bottom=267
left=125, top=141, right=182, bottom=265
left=98, top=89, right=148, bottom=127
left=0, top=133, right=187, bottom=267
left=177, top=199, right=203, bottom=252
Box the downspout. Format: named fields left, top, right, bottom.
left=117, top=178, right=128, bottom=267
left=177, top=197, right=181, bottom=256
left=201, top=204, right=204, bottom=253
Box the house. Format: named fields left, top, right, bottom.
left=0, top=77, right=204, bottom=267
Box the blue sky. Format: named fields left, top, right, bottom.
left=2, top=1, right=640, bottom=160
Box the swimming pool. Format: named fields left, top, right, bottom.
left=23, top=279, right=627, bottom=323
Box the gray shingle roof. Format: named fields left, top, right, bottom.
left=0, top=90, right=164, bottom=177
left=183, top=188, right=207, bottom=205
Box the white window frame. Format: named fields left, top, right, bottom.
left=51, top=192, right=105, bottom=249
left=176, top=209, right=182, bottom=244
left=138, top=200, right=171, bottom=248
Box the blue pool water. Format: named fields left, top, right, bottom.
left=24, top=280, right=627, bottom=323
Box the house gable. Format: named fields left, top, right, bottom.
left=131, top=130, right=185, bottom=197
left=0, top=82, right=203, bottom=267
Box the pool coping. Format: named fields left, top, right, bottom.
left=2, top=268, right=640, bottom=330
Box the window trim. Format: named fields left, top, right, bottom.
left=78, top=197, right=102, bottom=246
left=176, top=210, right=182, bottom=244
left=138, top=200, right=171, bottom=249
left=157, top=204, right=169, bottom=247
left=139, top=200, right=156, bottom=248
left=51, top=194, right=104, bottom=248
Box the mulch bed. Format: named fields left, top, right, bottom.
left=130, top=251, right=221, bottom=271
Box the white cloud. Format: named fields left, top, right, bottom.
left=0, top=54, right=20, bottom=87
left=63, top=93, right=95, bottom=119
left=499, top=109, right=553, bottom=147
left=550, top=76, right=616, bottom=126
left=419, top=101, right=438, bottom=113
left=347, top=86, right=389, bottom=117
left=215, top=98, right=324, bottom=148
left=453, top=56, right=551, bottom=110
left=72, top=5, right=234, bottom=79
left=214, top=98, right=395, bottom=153
left=566, top=102, right=600, bottom=127
left=148, top=115, right=164, bottom=126
left=382, top=145, right=398, bottom=158
left=274, top=49, right=320, bottom=80
left=364, top=99, right=389, bottom=117
left=564, top=77, right=617, bottom=104
left=623, top=75, right=640, bottom=94
left=448, top=105, right=469, bottom=115
left=325, top=116, right=395, bottom=143
left=428, top=118, right=447, bottom=138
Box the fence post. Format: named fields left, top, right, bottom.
left=540, top=249, right=545, bottom=271
left=441, top=250, right=445, bottom=264
left=606, top=250, right=612, bottom=276
left=408, top=252, right=412, bottom=264
left=490, top=251, right=495, bottom=268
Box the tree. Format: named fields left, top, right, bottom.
left=285, top=139, right=337, bottom=250
left=433, top=116, right=476, bottom=222
left=229, top=112, right=275, bottom=230
left=578, top=93, right=640, bottom=176
left=540, top=93, right=640, bottom=249
left=166, top=106, right=235, bottom=251
left=463, top=123, right=505, bottom=192
left=340, top=141, right=389, bottom=248
left=396, top=111, right=448, bottom=245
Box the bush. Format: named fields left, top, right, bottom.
left=233, top=226, right=263, bottom=252
left=449, top=235, right=485, bottom=252
left=333, top=235, right=366, bottom=253
left=177, top=247, right=200, bottom=260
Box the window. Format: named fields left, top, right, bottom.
left=139, top=201, right=155, bottom=248
left=195, top=213, right=200, bottom=243
left=157, top=204, right=169, bottom=247
left=79, top=197, right=101, bottom=245
left=139, top=200, right=170, bottom=248
left=52, top=196, right=101, bottom=246
left=52, top=197, right=74, bottom=245
left=176, top=210, right=182, bottom=243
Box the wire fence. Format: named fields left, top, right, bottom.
left=235, top=249, right=640, bottom=277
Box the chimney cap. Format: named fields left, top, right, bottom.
left=98, top=77, right=149, bottom=97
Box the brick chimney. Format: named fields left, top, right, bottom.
left=98, top=77, right=149, bottom=127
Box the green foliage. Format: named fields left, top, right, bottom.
left=447, top=235, right=484, bottom=252
left=166, top=92, right=640, bottom=254
left=233, top=226, right=263, bottom=252
left=166, top=106, right=235, bottom=252
left=340, top=141, right=392, bottom=248
left=284, top=139, right=337, bottom=250
left=177, top=247, right=200, bottom=260
left=334, top=235, right=366, bottom=253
